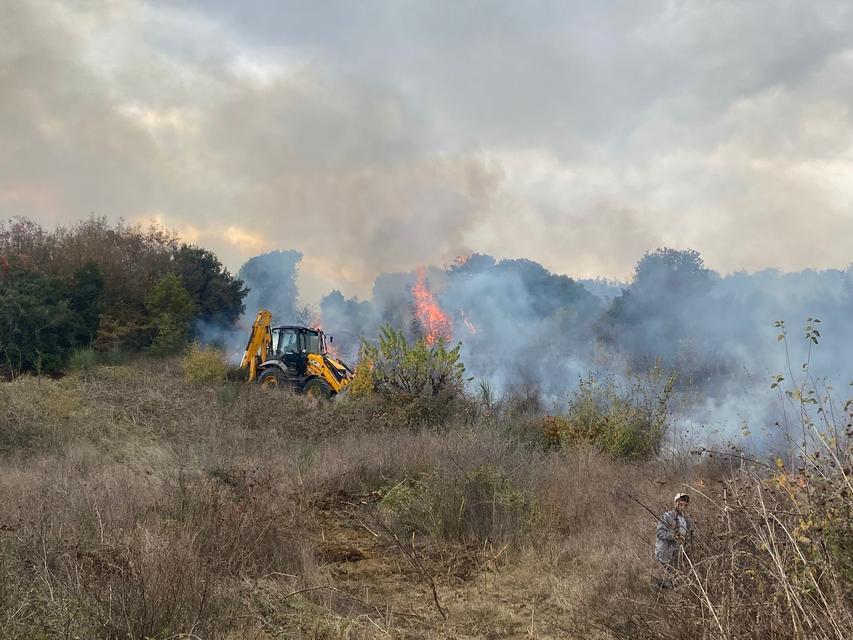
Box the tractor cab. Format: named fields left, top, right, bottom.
left=269, top=326, right=328, bottom=374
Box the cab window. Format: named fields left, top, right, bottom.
left=272, top=328, right=299, bottom=354
left=302, top=331, right=321, bottom=354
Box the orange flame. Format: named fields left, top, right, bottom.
left=310, top=310, right=341, bottom=358
left=412, top=267, right=452, bottom=346
left=460, top=309, right=479, bottom=335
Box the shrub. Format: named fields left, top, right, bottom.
left=546, top=368, right=675, bottom=460
left=360, top=324, right=466, bottom=400
left=606, top=449, right=853, bottom=640
left=601, top=328, right=853, bottom=640
left=216, top=383, right=240, bottom=406
left=99, top=345, right=128, bottom=365
left=381, top=466, right=536, bottom=547
left=368, top=431, right=539, bottom=547
left=380, top=479, right=432, bottom=533
left=0, top=378, right=84, bottom=454
left=68, top=346, right=97, bottom=373
left=346, top=354, right=375, bottom=399
left=439, top=464, right=534, bottom=546
left=181, top=342, right=228, bottom=383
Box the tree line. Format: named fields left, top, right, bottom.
left=0, top=217, right=247, bottom=376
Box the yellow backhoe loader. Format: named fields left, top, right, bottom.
left=240, top=309, right=353, bottom=398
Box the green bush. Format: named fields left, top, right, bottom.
left=380, top=480, right=433, bottom=533
left=181, top=343, right=228, bottom=383
left=146, top=274, right=196, bottom=356
left=360, top=324, right=466, bottom=400
left=99, top=345, right=128, bottom=365
left=68, top=347, right=97, bottom=373
left=380, top=466, right=535, bottom=547
left=444, top=465, right=533, bottom=545
left=346, top=355, right=375, bottom=399
left=216, top=383, right=240, bottom=407
left=545, top=368, right=675, bottom=460
left=0, top=266, right=101, bottom=375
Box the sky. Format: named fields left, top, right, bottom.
left=2, top=0, right=852, bottom=301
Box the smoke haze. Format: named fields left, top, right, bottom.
left=3, top=1, right=853, bottom=301
left=223, top=245, right=851, bottom=448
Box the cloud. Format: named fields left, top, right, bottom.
left=2, top=0, right=852, bottom=300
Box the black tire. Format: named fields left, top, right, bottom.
left=303, top=378, right=332, bottom=399
left=258, top=368, right=289, bottom=390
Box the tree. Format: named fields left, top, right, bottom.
left=171, top=245, right=247, bottom=329
left=69, top=262, right=104, bottom=344
left=601, top=248, right=722, bottom=378
left=0, top=267, right=88, bottom=375
left=494, top=257, right=599, bottom=318
left=631, top=248, right=713, bottom=299
left=145, top=274, right=196, bottom=355
left=2, top=216, right=179, bottom=350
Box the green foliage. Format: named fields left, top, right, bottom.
left=181, top=342, right=228, bottom=384
left=0, top=266, right=97, bottom=375
left=600, top=247, right=724, bottom=380
left=545, top=369, right=675, bottom=460
left=216, top=383, right=240, bottom=407
left=380, top=480, right=432, bottom=533
left=381, top=466, right=535, bottom=546
left=100, top=345, right=129, bottom=366
left=449, top=253, right=600, bottom=319
left=346, top=355, right=376, bottom=399
left=146, top=274, right=196, bottom=355
left=68, top=347, right=97, bottom=373
left=447, top=465, right=532, bottom=544
left=69, top=262, right=104, bottom=343
left=148, top=317, right=188, bottom=356
left=1, top=216, right=246, bottom=357
left=360, top=324, right=466, bottom=399
left=172, top=245, right=247, bottom=330
left=632, top=247, right=713, bottom=296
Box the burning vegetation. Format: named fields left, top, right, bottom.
left=411, top=267, right=453, bottom=346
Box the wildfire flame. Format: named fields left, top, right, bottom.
left=460, top=309, right=479, bottom=335
left=412, top=267, right=453, bottom=346
left=310, top=310, right=341, bottom=358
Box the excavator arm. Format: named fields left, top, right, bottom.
left=240, top=309, right=273, bottom=382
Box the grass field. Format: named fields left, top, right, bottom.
left=0, top=358, right=849, bottom=639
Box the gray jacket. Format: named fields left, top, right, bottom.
left=655, top=509, right=694, bottom=565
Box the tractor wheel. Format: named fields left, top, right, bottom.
left=258, top=368, right=289, bottom=390
left=304, top=378, right=332, bottom=400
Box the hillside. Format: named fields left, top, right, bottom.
left=1, top=358, right=849, bottom=639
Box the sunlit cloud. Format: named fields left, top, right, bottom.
left=2, top=0, right=852, bottom=300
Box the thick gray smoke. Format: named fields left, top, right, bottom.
left=197, top=250, right=304, bottom=360
left=237, top=250, right=303, bottom=325
left=218, top=245, right=851, bottom=447
left=317, top=249, right=853, bottom=446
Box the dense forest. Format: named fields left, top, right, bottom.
left=0, top=217, right=246, bottom=375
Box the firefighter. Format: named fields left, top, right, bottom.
left=655, top=492, right=694, bottom=589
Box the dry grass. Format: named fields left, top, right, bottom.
left=0, top=358, right=849, bottom=639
